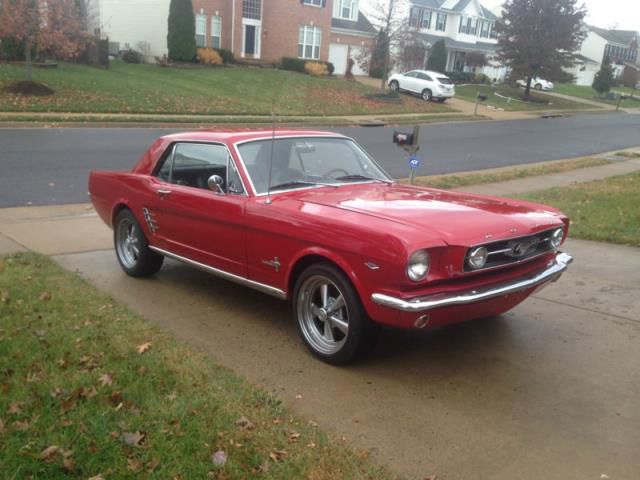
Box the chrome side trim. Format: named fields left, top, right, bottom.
left=371, top=252, right=573, bottom=313
left=149, top=246, right=288, bottom=300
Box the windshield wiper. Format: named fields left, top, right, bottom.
left=269, top=180, right=319, bottom=191
left=334, top=174, right=392, bottom=184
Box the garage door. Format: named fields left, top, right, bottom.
left=329, top=43, right=367, bottom=76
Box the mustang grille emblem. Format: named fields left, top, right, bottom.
left=506, top=238, right=538, bottom=258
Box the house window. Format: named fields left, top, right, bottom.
left=422, top=10, right=432, bottom=29
left=195, top=14, right=206, bottom=48
left=459, top=16, right=477, bottom=35
left=298, top=25, right=321, bottom=59
left=480, top=20, right=490, bottom=38
left=303, top=0, right=323, bottom=6
left=337, top=0, right=356, bottom=20
left=211, top=16, right=221, bottom=49
left=435, top=13, right=447, bottom=32
left=242, top=0, right=261, bottom=20
left=409, top=6, right=422, bottom=28
left=489, top=23, right=497, bottom=39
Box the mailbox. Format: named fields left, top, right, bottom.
left=393, top=131, right=415, bottom=147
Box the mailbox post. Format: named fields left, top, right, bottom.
left=393, top=126, right=421, bottom=185
left=474, top=91, right=488, bottom=116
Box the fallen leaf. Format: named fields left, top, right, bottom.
left=269, top=449, right=288, bottom=462
left=211, top=450, right=227, bottom=467
left=39, top=445, right=59, bottom=461
left=127, top=458, right=144, bottom=472
left=138, top=366, right=148, bottom=375
left=12, top=420, right=31, bottom=431
left=98, top=373, right=113, bottom=387
left=121, top=431, right=145, bottom=447
left=166, top=391, right=177, bottom=401
left=235, top=416, right=255, bottom=430
left=424, top=476, right=438, bottom=480
left=88, top=475, right=104, bottom=480
left=7, top=402, right=23, bottom=415
left=39, top=292, right=51, bottom=301
left=288, top=431, right=301, bottom=443
left=147, top=457, right=161, bottom=473
left=0, top=291, right=9, bottom=304
left=80, top=386, right=98, bottom=399
left=137, top=342, right=152, bottom=354
left=295, top=393, right=303, bottom=400
left=62, top=457, right=76, bottom=472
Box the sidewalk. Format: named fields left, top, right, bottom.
left=1, top=152, right=638, bottom=257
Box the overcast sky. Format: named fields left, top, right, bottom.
left=483, top=0, right=640, bottom=30
left=362, top=0, right=639, bottom=31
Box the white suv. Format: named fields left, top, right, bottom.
left=388, top=70, right=455, bottom=102
left=516, top=77, right=554, bottom=91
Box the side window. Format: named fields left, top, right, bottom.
left=418, top=73, right=432, bottom=81
left=404, top=71, right=417, bottom=78
left=155, top=143, right=243, bottom=194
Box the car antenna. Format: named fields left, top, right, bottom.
left=265, top=110, right=276, bottom=205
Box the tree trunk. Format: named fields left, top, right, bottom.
left=25, top=41, right=33, bottom=82
left=380, top=44, right=389, bottom=94
left=524, top=76, right=532, bottom=98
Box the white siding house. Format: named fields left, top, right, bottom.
left=406, top=0, right=507, bottom=81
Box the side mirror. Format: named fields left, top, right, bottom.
left=207, top=174, right=225, bottom=194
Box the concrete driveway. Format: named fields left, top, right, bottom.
left=51, top=237, right=640, bottom=480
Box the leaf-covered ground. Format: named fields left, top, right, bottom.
left=455, top=84, right=596, bottom=111
left=516, top=171, right=640, bottom=247
left=0, top=253, right=390, bottom=479
left=0, top=61, right=452, bottom=116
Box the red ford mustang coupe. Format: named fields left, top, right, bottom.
left=89, top=129, right=573, bottom=364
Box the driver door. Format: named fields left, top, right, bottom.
left=149, top=142, right=248, bottom=276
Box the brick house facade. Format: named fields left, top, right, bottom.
left=191, top=0, right=377, bottom=74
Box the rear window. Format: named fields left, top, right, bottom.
left=437, top=77, right=453, bottom=85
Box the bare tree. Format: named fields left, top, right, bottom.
left=362, top=0, right=415, bottom=92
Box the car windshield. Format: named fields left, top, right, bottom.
left=236, top=137, right=392, bottom=194
left=437, top=77, right=453, bottom=85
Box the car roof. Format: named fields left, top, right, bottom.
left=411, top=70, right=449, bottom=77
left=160, top=129, right=344, bottom=145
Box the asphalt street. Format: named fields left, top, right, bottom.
left=0, top=112, right=639, bottom=207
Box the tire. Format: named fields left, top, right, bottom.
left=293, top=263, right=378, bottom=365
left=114, top=209, right=164, bottom=277
left=389, top=80, right=399, bottom=92
left=421, top=89, right=432, bottom=101
left=535, top=83, right=542, bottom=91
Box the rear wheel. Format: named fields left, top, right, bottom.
left=389, top=80, right=399, bottom=92
left=114, top=209, right=163, bottom=277
left=422, top=89, right=432, bottom=101
left=293, top=263, right=377, bottom=364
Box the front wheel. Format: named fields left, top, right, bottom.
left=114, top=209, right=164, bottom=277
left=389, top=80, right=399, bottom=92
left=421, top=89, right=432, bottom=101
left=535, top=83, right=543, bottom=91
left=293, top=263, right=377, bottom=364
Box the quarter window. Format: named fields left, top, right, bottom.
left=211, top=16, right=221, bottom=49
left=195, top=14, right=206, bottom=48
left=298, top=26, right=321, bottom=59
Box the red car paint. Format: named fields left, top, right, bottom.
left=89, top=130, right=570, bottom=329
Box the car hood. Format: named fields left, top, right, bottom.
left=293, top=183, right=564, bottom=247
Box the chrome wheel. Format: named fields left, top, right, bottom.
left=116, top=218, right=141, bottom=269
left=389, top=81, right=399, bottom=92
left=422, top=89, right=432, bottom=101
left=297, top=275, right=350, bottom=356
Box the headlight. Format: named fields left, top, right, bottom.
left=467, top=246, right=488, bottom=270
left=407, top=250, right=430, bottom=281
left=550, top=228, right=564, bottom=249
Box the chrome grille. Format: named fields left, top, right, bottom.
left=464, top=229, right=556, bottom=272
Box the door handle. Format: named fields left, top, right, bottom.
left=156, top=188, right=172, bottom=198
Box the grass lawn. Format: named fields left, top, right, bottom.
left=516, top=172, right=640, bottom=247
left=412, top=156, right=612, bottom=189
left=0, top=61, right=453, bottom=116
left=455, top=84, right=596, bottom=111
left=0, top=253, right=389, bottom=479
left=554, top=83, right=640, bottom=109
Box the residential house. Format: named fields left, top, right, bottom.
left=572, top=26, right=639, bottom=86
left=89, top=0, right=376, bottom=73
left=407, top=0, right=507, bottom=81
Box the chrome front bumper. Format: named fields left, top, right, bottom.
left=371, top=252, right=573, bottom=313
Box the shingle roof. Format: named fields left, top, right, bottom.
left=590, top=26, right=638, bottom=46
left=331, top=11, right=377, bottom=34
left=410, top=0, right=498, bottom=20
